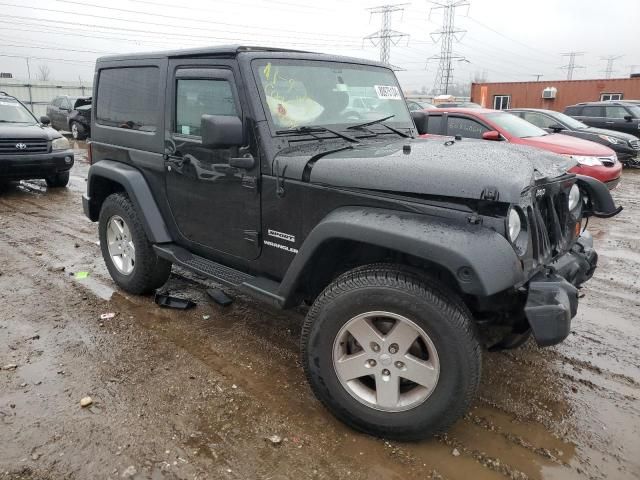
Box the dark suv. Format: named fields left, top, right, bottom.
left=47, top=95, right=92, bottom=140
left=82, top=46, right=620, bottom=440
left=0, top=92, right=74, bottom=187
left=564, top=101, right=640, bottom=136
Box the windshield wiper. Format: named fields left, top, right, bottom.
left=276, top=126, right=359, bottom=143
left=345, top=115, right=412, bottom=139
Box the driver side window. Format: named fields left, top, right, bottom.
left=446, top=116, right=488, bottom=139
left=175, top=79, right=237, bottom=137
left=522, top=112, right=557, bottom=129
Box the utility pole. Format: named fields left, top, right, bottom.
left=531, top=74, right=544, bottom=81
left=429, top=0, right=470, bottom=95
left=560, top=52, right=585, bottom=80
left=600, top=55, right=623, bottom=79
left=364, top=4, right=409, bottom=65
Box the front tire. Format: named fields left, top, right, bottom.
left=45, top=171, right=70, bottom=188
left=301, top=264, right=481, bottom=440
left=98, top=193, right=172, bottom=294
left=70, top=121, right=87, bottom=140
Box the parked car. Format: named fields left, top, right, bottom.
left=46, top=95, right=92, bottom=140
left=416, top=108, right=622, bottom=189
left=436, top=102, right=481, bottom=108
left=564, top=101, right=640, bottom=136
left=83, top=46, right=619, bottom=441
left=406, top=99, right=436, bottom=111
left=0, top=91, right=74, bottom=187
left=508, top=108, right=640, bottom=167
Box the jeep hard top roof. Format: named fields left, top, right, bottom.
left=96, top=45, right=387, bottom=68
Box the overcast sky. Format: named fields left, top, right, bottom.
left=1, top=0, right=639, bottom=91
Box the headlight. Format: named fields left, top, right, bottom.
left=597, top=134, right=620, bottom=144
left=507, top=208, right=522, bottom=243
left=568, top=184, right=581, bottom=211
left=564, top=155, right=603, bottom=166
left=52, top=137, right=70, bottom=151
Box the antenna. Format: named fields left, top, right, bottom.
left=364, top=4, right=410, bottom=65
left=600, top=55, right=623, bottom=79
left=560, top=52, right=585, bottom=80
left=429, top=0, right=470, bottom=95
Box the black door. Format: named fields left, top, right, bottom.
left=578, top=105, right=605, bottom=129
left=164, top=63, right=260, bottom=260
left=604, top=105, right=637, bottom=134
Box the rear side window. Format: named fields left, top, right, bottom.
left=97, top=67, right=159, bottom=132
left=522, top=112, right=557, bottom=129
left=426, top=114, right=443, bottom=134
left=582, top=106, right=603, bottom=117
left=175, top=79, right=237, bottom=136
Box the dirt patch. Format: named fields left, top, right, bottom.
left=1, top=147, right=638, bottom=479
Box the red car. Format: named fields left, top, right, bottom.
left=418, top=108, right=622, bottom=189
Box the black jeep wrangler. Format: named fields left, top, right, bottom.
left=83, top=46, right=620, bottom=440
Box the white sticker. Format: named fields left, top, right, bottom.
left=181, top=125, right=190, bottom=135
left=374, top=85, right=401, bottom=100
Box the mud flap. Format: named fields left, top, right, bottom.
left=524, top=273, right=578, bottom=347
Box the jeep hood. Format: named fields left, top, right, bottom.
left=274, top=137, right=576, bottom=203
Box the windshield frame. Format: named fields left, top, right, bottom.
left=0, top=96, right=39, bottom=124
left=249, top=57, right=415, bottom=138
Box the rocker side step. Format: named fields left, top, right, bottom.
left=153, top=244, right=285, bottom=307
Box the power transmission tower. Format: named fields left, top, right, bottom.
left=600, top=55, right=623, bottom=79
left=429, top=0, right=470, bottom=95
left=560, top=52, right=585, bottom=80
left=364, top=4, right=409, bottom=65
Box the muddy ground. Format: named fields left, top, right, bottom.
left=1, top=141, right=638, bottom=480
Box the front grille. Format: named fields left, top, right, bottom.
left=529, top=183, right=575, bottom=263
left=0, top=138, right=49, bottom=155
left=630, top=139, right=640, bottom=150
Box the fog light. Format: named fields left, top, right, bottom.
left=64, top=156, right=72, bottom=164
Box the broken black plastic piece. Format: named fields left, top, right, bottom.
left=154, top=291, right=196, bottom=310
left=206, top=288, right=233, bottom=306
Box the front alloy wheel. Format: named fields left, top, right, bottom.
left=333, top=311, right=440, bottom=412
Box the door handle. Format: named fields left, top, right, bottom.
left=165, top=154, right=190, bottom=169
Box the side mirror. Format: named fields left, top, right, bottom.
left=201, top=114, right=244, bottom=148
left=624, top=115, right=633, bottom=122
left=411, top=111, right=429, bottom=135
left=40, top=115, right=51, bottom=125
left=548, top=123, right=565, bottom=133
left=482, top=130, right=502, bottom=141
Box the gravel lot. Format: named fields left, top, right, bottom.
left=1, top=141, right=638, bottom=480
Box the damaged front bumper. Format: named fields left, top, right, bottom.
left=524, top=232, right=597, bottom=347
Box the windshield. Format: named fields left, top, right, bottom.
left=0, top=97, right=37, bottom=123
left=253, top=59, right=412, bottom=130
left=628, top=106, right=640, bottom=117
left=484, top=112, right=547, bottom=138
left=550, top=111, right=589, bottom=129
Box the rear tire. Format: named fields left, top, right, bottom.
left=301, top=264, right=481, bottom=440
left=45, top=171, right=70, bottom=188
left=98, top=192, right=172, bottom=294
left=70, top=121, right=87, bottom=140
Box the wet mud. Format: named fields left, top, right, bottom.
left=1, top=143, right=638, bottom=479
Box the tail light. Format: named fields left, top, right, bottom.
left=87, top=141, right=93, bottom=164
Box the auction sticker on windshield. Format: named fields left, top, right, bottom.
left=374, top=85, right=401, bottom=100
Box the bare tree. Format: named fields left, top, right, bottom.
left=36, top=64, right=51, bottom=81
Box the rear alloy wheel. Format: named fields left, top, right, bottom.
left=99, top=193, right=172, bottom=294
left=301, top=264, right=481, bottom=440
left=45, top=171, right=69, bottom=188
left=70, top=121, right=86, bottom=140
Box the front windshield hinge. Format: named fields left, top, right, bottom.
left=274, top=158, right=287, bottom=198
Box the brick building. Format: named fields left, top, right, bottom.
left=470, top=77, right=640, bottom=111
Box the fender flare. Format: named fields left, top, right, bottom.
left=85, top=160, right=172, bottom=243
left=278, top=206, right=524, bottom=304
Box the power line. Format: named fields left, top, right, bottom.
left=600, top=55, right=623, bottom=79
left=429, top=0, right=470, bottom=94
left=560, top=52, right=585, bottom=80
left=364, top=4, right=410, bottom=65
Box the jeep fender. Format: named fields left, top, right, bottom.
left=278, top=207, right=524, bottom=305
left=84, top=160, right=172, bottom=243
